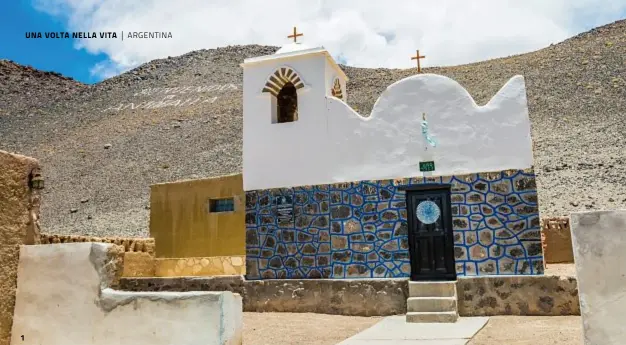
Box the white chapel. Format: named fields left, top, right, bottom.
left=240, top=30, right=533, bottom=193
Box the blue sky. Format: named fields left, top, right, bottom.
left=1, top=1, right=109, bottom=83
left=2, top=1, right=625, bottom=85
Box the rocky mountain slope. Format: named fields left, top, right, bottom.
left=0, top=59, right=86, bottom=116
left=1, top=20, right=624, bottom=237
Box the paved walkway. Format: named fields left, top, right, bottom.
left=337, top=316, right=489, bottom=345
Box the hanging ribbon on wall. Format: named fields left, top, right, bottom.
left=421, top=112, right=437, bottom=148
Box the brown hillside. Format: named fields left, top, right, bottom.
left=0, top=20, right=624, bottom=237
left=0, top=60, right=86, bottom=116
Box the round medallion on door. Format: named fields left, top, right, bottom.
left=416, top=200, right=441, bottom=224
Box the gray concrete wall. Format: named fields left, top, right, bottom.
left=571, top=210, right=626, bottom=345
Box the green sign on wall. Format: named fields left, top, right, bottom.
left=419, top=161, right=436, bottom=172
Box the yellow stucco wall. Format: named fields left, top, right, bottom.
left=150, top=173, right=245, bottom=258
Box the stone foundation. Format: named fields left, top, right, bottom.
left=457, top=275, right=579, bottom=316
left=120, top=273, right=579, bottom=317
left=155, top=256, right=246, bottom=277
left=243, top=279, right=407, bottom=316
left=120, top=276, right=408, bottom=316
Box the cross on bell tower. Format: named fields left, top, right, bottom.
left=287, top=26, right=303, bottom=43
left=411, top=50, right=426, bottom=73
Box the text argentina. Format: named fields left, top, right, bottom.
left=26, top=32, right=117, bottom=39
left=126, top=32, right=172, bottom=39
left=101, top=95, right=218, bottom=112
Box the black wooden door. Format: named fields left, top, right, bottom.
left=405, top=186, right=456, bottom=281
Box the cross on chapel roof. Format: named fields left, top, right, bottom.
left=411, top=50, right=426, bottom=73
left=287, top=27, right=303, bottom=43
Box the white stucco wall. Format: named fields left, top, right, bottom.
left=10, top=243, right=243, bottom=345
left=243, top=71, right=533, bottom=191
left=243, top=53, right=329, bottom=190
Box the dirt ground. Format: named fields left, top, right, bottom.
left=243, top=313, right=582, bottom=345
left=468, top=316, right=582, bottom=345
left=243, top=312, right=381, bottom=345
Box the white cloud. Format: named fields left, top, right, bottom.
left=33, top=0, right=626, bottom=80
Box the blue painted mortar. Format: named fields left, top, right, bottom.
left=245, top=169, right=543, bottom=280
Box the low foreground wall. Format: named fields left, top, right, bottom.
left=39, top=234, right=246, bottom=278
left=39, top=234, right=157, bottom=277
left=11, top=243, right=242, bottom=345
left=120, top=273, right=580, bottom=317
left=121, top=276, right=408, bottom=316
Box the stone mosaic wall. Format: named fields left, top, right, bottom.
left=245, top=169, right=543, bottom=279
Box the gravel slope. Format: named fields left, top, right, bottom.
left=0, top=20, right=624, bottom=237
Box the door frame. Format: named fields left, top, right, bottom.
left=400, top=184, right=457, bottom=281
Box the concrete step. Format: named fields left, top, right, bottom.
left=406, top=311, right=459, bottom=323
left=408, top=281, right=457, bottom=298
left=407, top=296, right=457, bottom=313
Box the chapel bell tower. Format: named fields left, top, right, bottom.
left=240, top=27, right=349, bottom=191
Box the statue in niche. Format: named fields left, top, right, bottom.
left=331, top=78, right=343, bottom=99
left=421, top=112, right=437, bottom=149
left=277, top=82, right=298, bottom=123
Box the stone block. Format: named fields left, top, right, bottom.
left=11, top=243, right=243, bottom=345
left=409, top=281, right=456, bottom=298
left=122, top=252, right=155, bottom=277
left=407, top=297, right=457, bottom=312
left=571, top=210, right=626, bottom=345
